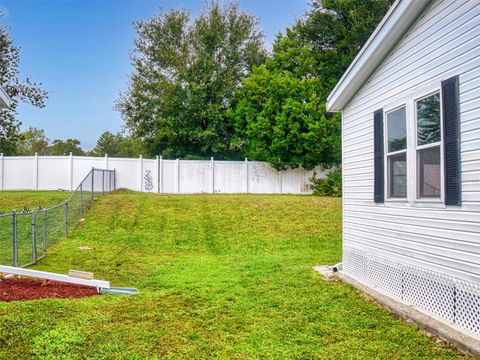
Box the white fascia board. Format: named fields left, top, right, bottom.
left=0, top=85, right=11, bottom=108
left=326, top=0, right=433, bottom=112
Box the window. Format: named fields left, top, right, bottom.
left=374, top=77, right=460, bottom=205
left=386, top=106, right=407, bottom=198
left=416, top=93, right=441, bottom=198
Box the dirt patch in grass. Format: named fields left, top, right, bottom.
left=0, top=278, right=98, bottom=301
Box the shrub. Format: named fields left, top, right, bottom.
left=309, top=168, right=342, bottom=196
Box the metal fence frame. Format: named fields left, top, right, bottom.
left=0, top=168, right=115, bottom=268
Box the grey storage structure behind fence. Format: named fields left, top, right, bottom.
left=0, top=168, right=115, bottom=268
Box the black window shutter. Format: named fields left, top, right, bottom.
left=374, top=109, right=384, bottom=203
left=441, top=75, right=461, bottom=206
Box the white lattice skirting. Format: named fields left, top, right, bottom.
left=343, top=246, right=480, bottom=336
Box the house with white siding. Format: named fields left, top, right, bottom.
left=327, top=0, right=480, bottom=344
left=0, top=85, right=10, bottom=108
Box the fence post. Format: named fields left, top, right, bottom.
left=245, top=158, right=249, bottom=193
left=34, top=152, right=39, bottom=190
left=211, top=157, right=215, bottom=194
left=113, top=169, right=116, bottom=190
left=159, top=156, right=163, bottom=194
left=176, top=159, right=180, bottom=194
left=69, top=152, right=73, bottom=191
left=91, top=167, right=95, bottom=201
left=43, top=208, right=47, bottom=252
left=32, top=208, right=37, bottom=262
left=64, top=201, right=68, bottom=238
left=138, top=155, right=143, bottom=192
left=12, top=210, right=17, bottom=267
left=155, top=156, right=159, bottom=194
left=104, top=155, right=109, bottom=192
left=0, top=153, right=4, bottom=191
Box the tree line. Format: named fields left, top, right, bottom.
left=0, top=1, right=393, bottom=167
left=15, top=127, right=83, bottom=156
left=13, top=127, right=144, bottom=157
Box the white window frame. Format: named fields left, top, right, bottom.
left=378, top=82, right=447, bottom=208
left=414, top=90, right=444, bottom=203
left=384, top=104, right=408, bottom=201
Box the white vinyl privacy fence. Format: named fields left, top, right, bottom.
left=0, top=154, right=326, bottom=194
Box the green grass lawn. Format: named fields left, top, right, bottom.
left=0, top=191, right=75, bottom=266
left=0, top=191, right=470, bottom=359
left=0, top=191, right=76, bottom=267
left=0, top=190, right=69, bottom=213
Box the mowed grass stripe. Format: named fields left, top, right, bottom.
left=0, top=191, right=471, bottom=359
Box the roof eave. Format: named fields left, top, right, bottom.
left=0, top=86, right=11, bottom=108
left=326, top=0, right=433, bottom=112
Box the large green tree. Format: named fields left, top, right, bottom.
left=116, top=1, right=266, bottom=159
left=231, top=29, right=340, bottom=170
left=47, top=139, right=85, bottom=156
left=299, top=0, right=395, bottom=92
left=232, top=0, right=392, bottom=170
left=115, top=136, right=146, bottom=158
left=0, top=13, right=48, bottom=155
left=16, top=127, right=49, bottom=155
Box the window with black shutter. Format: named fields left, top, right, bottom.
left=371, top=76, right=460, bottom=206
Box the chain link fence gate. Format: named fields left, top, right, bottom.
left=0, top=168, right=115, bottom=267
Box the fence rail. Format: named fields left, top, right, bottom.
left=0, top=168, right=115, bottom=267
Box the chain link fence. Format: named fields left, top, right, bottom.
left=0, top=168, right=115, bottom=267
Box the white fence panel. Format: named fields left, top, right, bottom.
left=281, top=166, right=307, bottom=194
left=4, top=157, right=35, bottom=190
left=142, top=159, right=156, bottom=193
left=38, top=156, right=69, bottom=190
left=248, top=162, right=280, bottom=194
left=161, top=160, right=177, bottom=193
left=0, top=154, right=321, bottom=194
left=108, top=158, right=137, bottom=190
left=281, top=166, right=327, bottom=194
left=73, top=156, right=105, bottom=189
left=179, top=160, right=211, bottom=194
left=215, top=161, right=246, bottom=193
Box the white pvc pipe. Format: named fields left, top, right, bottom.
left=0, top=265, right=110, bottom=289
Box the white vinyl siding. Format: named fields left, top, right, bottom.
left=342, top=0, right=480, bottom=284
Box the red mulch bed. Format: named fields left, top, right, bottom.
left=0, top=278, right=98, bottom=302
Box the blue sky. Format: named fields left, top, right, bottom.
left=1, top=0, right=309, bottom=150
